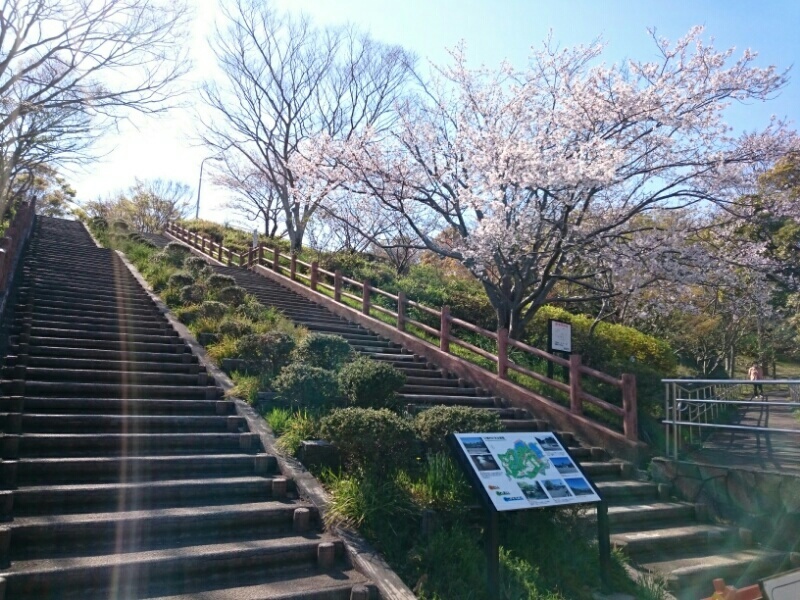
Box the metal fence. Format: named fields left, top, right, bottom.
left=662, top=378, right=800, bottom=459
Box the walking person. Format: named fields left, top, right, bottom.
left=748, top=362, right=764, bottom=398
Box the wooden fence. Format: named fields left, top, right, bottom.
left=165, top=222, right=639, bottom=441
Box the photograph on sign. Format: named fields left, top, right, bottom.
left=453, top=432, right=600, bottom=511
left=550, top=320, right=572, bottom=353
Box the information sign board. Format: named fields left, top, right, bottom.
left=452, top=432, right=600, bottom=512
left=549, top=320, right=572, bottom=353
left=760, top=567, right=800, bottom=600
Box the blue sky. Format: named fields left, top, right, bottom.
left=72, top=0, right=799, bottom=224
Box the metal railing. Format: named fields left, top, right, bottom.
left=662, top=378, right=800, bottom=459
left=165, top=221, right=640, bottom=440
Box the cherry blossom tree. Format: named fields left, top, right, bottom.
left=201, top=0, right=414, bottom=252
left=344, top=27, right=796, bottom=337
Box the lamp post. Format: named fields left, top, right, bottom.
left=196, top=155, right=223, bottom=219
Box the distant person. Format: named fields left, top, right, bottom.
left=748, top=362, right=764, bottom=398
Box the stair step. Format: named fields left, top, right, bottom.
left=612, top=523, right=737, bottom=556
left=595, top=480, right=659, bottom=500
left=4, top=367, right=205, bottom=386
left=0, top=396, right=233, bottom=416
left=3, top=380, right=220, bottom=399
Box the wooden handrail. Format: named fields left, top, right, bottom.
left=164, top=219, right=638, bottom=440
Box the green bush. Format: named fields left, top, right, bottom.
left=207, top=273, right=237, bottom=291
left=292, top=333, right=352, bottom=370
left=414, top=406, right=503, bottom=455
left=234, top=332, right=295, bottom=374
left=319, top=408, right=417, bottom=472
left=180, top=284, right=206, bottom=304
left=158, top=242, right=191, bottom=267
left=183, top=255, right=212, bottom=277
left=198, top=300, right=228, bottom=320
left=216, top=285, right=246, bottom=306
left=235, top=296, right=272, bottom=321
left=273, top=364, right=340, bottom=410
left=90, top=216, right=108, bottom=230
left=168, top=271, right=195, bottom=289
left=264, top=407, right=293, bottom=436
left=174, top=305, right=200, bottom=325
left=162, top=287, right=182, bottom=307
left=338, top=357, right=406, bottom=410
left=275, top=410, right=320, bottom=456
left=218, top=317, right=256, bottom=339
left=112, top=220, right=129, bottom=232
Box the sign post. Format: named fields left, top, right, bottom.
left=547, top=319, right=572, bottom=381
left=449, top=431, right=609, bottom=596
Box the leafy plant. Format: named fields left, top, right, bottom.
left=183, top=255, right=213, bottom=277
left=273, top=364, right=340, bottom=410
left=180, top=284, right=206, bottom=304
left=414, top=406, right=503, bottom=454
left=264, top=407, right=293, bottom=436
left=197, top=300, right=228, bottom=320
left=168, top=271, right=195, bottom=288
left=405, top=452, right=472, bottom=511
left=292, top=333, right=352, bottom=370
left=158, top=242, right=191, bottom=267
left=234, top=332, right=295, bottom=374
left=338, top=357, right=406, bottom=409
left=216, top=285, right=247, bottom=306
left=218, top=317, right=256, bottom=339
left=319, top=408, right=417, bottom=472
left=275, top=410, right=320, bottom=455
left=206, top=272, right=237, bottom=290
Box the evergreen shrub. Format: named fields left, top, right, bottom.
left=338, top=357, right=406, bottom=410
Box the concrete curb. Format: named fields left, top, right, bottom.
left=107, top=229, right=417, bottom=600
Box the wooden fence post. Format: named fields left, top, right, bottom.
left=362, top=280, right=370, bottom=315
left=497, top=328, right=509, bottom=379
left=397, top=291, right=406, bottom=332
left=569, top=354, right=583, bottom=415
left=239, top=251, right=246, bottom=267
left=290, top=255, right=297, bottom=280
left=226, top=248, right=232, bottom=266
left=272, top=248, right=280, bottom=272
left=257, top=244, right=264, bottom=266
left=334, top=270, right=342, bottom=302
left=310, top=261, right=318, bottom=291
left=218, top=243, right=223, bottom=262
left=621, top=373, right=638, bottom=441
left=440, top=305, right=450, bottom=353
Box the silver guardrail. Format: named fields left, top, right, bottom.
left=661, top=378, right=800, bottom=459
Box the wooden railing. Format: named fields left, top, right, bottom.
left=0, top=200, right=36, bottom=313
left=165, top=222, right=639, bottom=441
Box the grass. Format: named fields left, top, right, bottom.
left=274, top=410, right=320, bottom=455
left=264, top=407, right=293, bottom=436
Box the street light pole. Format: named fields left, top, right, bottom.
left=196, top=155, right=223, bottom=220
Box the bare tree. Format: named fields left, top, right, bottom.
left=0, top=0, right=190, bottom=218
left=85, top=178, right=191, bottom=232
left=201, top=0, right=414, bottom=252
left=213, top=159, right=284, bottom=238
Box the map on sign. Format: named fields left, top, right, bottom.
left=453, top=432, right=601, bottom=512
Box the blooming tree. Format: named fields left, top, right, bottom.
left=344, top=28, right=795, bottom=337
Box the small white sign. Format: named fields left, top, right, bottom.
left=550, top=320, right=572, bottom=353
left=453, top=432, right=600, bottom=512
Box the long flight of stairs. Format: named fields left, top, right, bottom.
left=0, top=217, right=371, bottom=599
left=151, top=232, right=788, bottom=599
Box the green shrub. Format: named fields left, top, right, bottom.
left=112, top=220, right=129, bottom=232
left=319, top=408, right=417, bottom=472
left=273, top=364, right=340, bottom=410
left=198, top=300, right=228, bottom=320
left=234, top=332, right=295, bottom=374
left=158, top=242, right=191, bottom=267
left=174, top=305, right=200, bottom=325
left=168, top=272, right=195, bottom=288
left=218, top=317, right=255, bottom=339
left=226, top=371, right=270, bottom=404
left=216, top=285, right=246, bottom=306
left=180, top=284, right=206, bottom=304
left=292, top=333, right=352, bottom=370
left=90, top=216, right=108, bottom=230
left=235, top=296, right=272, bottom=321
left=264, top=407, right=293, bottom=436
left=207, top=273, right=237, bottom=290
left=338, top=357, right=406, bottom=410
left=162, top=287, right=182, bottom=307
left=183, top=255, right=212, bottom=277
left=206, top=336, right=238, bottom=362
left=414, top=406, right=503, bottom=455
left=404, top=452, right=472, bottom=511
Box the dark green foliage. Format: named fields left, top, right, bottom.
left=183, top=255, right=212, bottom=277
left=90, top=216, right=108, bottom=230
left=161, top=287, right=182, bottom=307
left=158, top=242, right=191, bottom=267
left=338, top=357, right=406, bottom=410
left=235, top=296, right=272, bottom=321
left=207, top=273, right=237, bottom=291
left=234, top=332, right=295, bottom=374
left=216, top=285, right=246, bottom=306
left=112, top=220, right=129, bottom=232
left=292, top=333, right=352, bottom=370
left=414, top=406, right=503, bottom=455
left=174, top=305, right=200, bottom=325
left=198, top=300, right=228, bottom=320
left=319, top=408, right=417, bottom=472
left=180, top=284, right=206, bottom=304
left=167, top=271, right=195, bottom=288
left=218, top=317, right=255, bottom=339
left=273, top=364, right=340, bottom=410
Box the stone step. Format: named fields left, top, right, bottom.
left=17, top=336, right=186, bottom=354
left=9, top=501, right=313, bottom=560
left=0, top=396, right=233, bottom=416
left=606, top=501, right=698, bottom=528
left=400, top=384, right=479, bottom=396
left=3, top=367, right=207, bottom=387
left=2, top=535, right=343, bottom=599
left=17, top=287, right=154, bottom=307
left=595, top=480, right=659, bottom=501
left=10, top=355, right=202, bottom=374
left=13, top=453, right=273, bottom=485
left=24, top=345, right=192, bottom=363
left=1, top=380, right=220, bottom=400
left=12, top=476, right=280, bottom=516
left=3, top=412, right=244, bottom=434
left=17, top=326, right=178, bottom=343
left=13, top=432, right=258, bottom=458
left=13, top=302, right=160, bottom=321
left=612, top=523, right=740, bottom=557
left=11, top=316, right=171, bottom=335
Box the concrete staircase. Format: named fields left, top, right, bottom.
left=142, top=233, right=794, bottom=600
left=0, top=217, right=371, bottom=599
